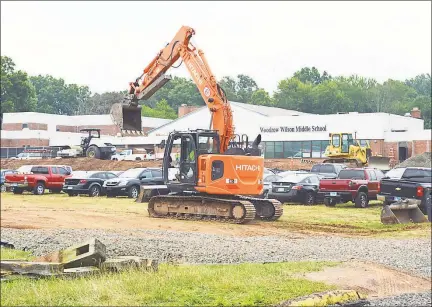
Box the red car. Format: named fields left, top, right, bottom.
left=5, top=165, right=72, bottom=195
left=318, top=168, right=385, bottom=208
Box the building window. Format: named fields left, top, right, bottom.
left=274, top=142, right=283, bottom=158
left=22, top=123, right=28, bottom=129
left=265, top=140, right=334, bottom=159
left=265, top=142, right=274, bottom=158
left=312, top=141, right=321, bottom=158
left=301, top=141, right=312, bottom=158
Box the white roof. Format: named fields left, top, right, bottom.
left=2, top=112, right=172, bottom=128
left=230, top=101, right=307, bottom=116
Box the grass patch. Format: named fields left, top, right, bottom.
left=1, top=248, right=34, bottom=261
left=0, top=250, right=337, bottom=306
left=276, top=201, right=431, bottom=237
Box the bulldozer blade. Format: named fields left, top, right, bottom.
left=368, top=156, right=390, bottom=170
left=110, top=103, right=142, bottom=132
left=381, top=203, right=428, bottom=224
left=136, top=74, right=172, bottom=101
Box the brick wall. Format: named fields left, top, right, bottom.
left=56, top=125, right=77, bottom=132
left=2, top=122, right=47, bottom=131
left=0, top=138, right=49, bottom=147
left=178, top=105, right=201, bottom=118
left=413, top=140, right=432, bottom=155
left=369, top=139, right=384, bottom=156
left=77, top=125, right=120, bottom=136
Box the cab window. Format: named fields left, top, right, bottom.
left=332, top=134, right=340, bottom=147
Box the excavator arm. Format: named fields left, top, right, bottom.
left=110, top=26, right=234, bottom=153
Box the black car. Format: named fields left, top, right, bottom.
left=266, top=173, right=322, bottom=205
left=63, top=171, right=118, bottom=197
left=103, top=167, right=163, bottom=198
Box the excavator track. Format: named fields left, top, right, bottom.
left=236, top=196, right=283, bottom=221
left=147, top=195, right=256, bottom=224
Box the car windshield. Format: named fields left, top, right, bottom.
left=119, top=168, right=145, bottom=178
left=338, top=170, right=365, bottom=180
left=278, top=174, right=309, bottom=183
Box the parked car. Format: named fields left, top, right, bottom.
left=267, top=173, right=322, bottom=205
left=377, top=167, right=431, bottom=214
left=318, top=168, right=385, bottom=208
left=63, top=171, right=119, bottom=197
left=1, top=169, right=17, bottom=192
left=310, top=163, right=346, bottom=179
left=262, top=173, right=282, bottom=198
left=103, top=167, right=163, bottom=198
left=4, top=165, right=72, bottom=195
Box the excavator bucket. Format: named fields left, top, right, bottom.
left=380, top=201, right=428, bottom=224
left=368, top=156, right=390, bottom=171
left=110, top=103, right=143, bottom=135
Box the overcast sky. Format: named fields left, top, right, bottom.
left=1, top=1, right=431, bottom=94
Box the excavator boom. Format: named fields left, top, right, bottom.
left=110, top=26, right=233, bottom=150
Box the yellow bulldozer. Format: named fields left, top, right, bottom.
left=323, top=133, right=390, bottom=170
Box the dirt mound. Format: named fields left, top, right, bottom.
left=1, top=157, right=320, bottom=172
left=396, top=152, right=431, bottom=168
left=0, top=158, right=162, bottom=171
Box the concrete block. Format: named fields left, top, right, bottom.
left=1, top=261, right=64, bottom=276
left=35, top=238, right=107, bottom=269
left=102, top=256, right=158, bottom=272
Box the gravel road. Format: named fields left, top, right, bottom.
left=2, top=228, right=431, bottom=279
left=365, top=292, right=432, bottom=306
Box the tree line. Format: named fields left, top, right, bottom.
left=1, top=56, right=431, bottom=128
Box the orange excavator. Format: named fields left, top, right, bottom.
left=110, top=26, right=282, bottom=224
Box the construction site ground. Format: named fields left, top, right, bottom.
left=0, top=157, right=318, bottom=171
left=1, top=193, right=431, bottom=306
left=1, top=155, right=431, bottom=306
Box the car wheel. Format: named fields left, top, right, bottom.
left=324, top=197, right=336, bottom=207
left=1, top=185, right=6, bottom=193
left=304, top=192, right=315, bottom=206
left=128, top=185, right=139, bottom=199
left=89, top=185, right=101, bottom=197
left=33, top=182, right=45, bottom=195
left=355, top=192, right=369, bottom=208
left=12, top=188, right=23, bottom=194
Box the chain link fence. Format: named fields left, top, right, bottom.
left=1, top=147, right=64, bottom=159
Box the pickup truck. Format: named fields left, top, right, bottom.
left=111, top=149, right=155, bottom=161
left=377, top=167, right=431, bottom=214
left=4, top=165, right=72, bottom=195
left=318, top=168, right=385, bottom=208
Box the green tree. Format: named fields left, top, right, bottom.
left=293, top=67, right=332, bottom=85
left=141, top=99, right=177, bottom=119
left=30, top=75, right=91, bottom=115
left=405, top=74, right=431, bottom=97
left=1, top=56, right=37, bottom=114
left=251, top=89, right=273, bottom=106
left=219, top=74, right=259, bottom=103
left=81, top=91, right=125, bottom=115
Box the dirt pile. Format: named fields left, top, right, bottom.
left=1, top=157, right=320, bottom=172
left=0, top=158, right=162, bottom=171
left=396, top=152, right=431, bottom=168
